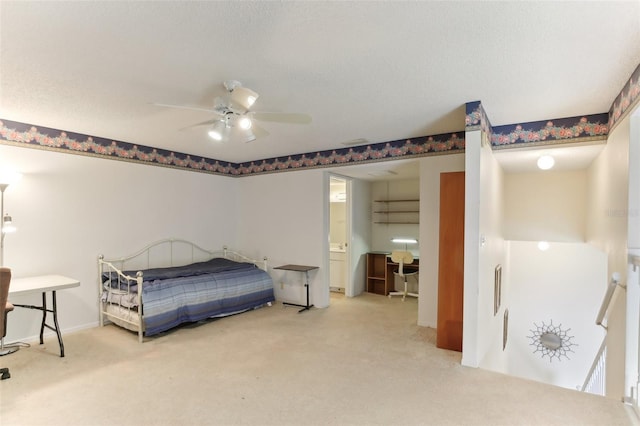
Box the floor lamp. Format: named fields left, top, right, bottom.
left=1, top=183, right=8, bottom=267
left=0, top=170, right=20, bottom=267
left=0, top=183, right=17, bottom=267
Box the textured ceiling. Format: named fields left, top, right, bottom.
left=1, top=1, right=639, bottom=174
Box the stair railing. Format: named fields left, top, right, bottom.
left=582, top=273, right=625, bottom=395
left=581, top=338, right=607, bottom=394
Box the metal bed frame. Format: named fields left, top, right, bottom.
left=98, top=238, right=268, bottom=343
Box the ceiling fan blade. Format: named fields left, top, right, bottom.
left=242, top=129, right=257, bottom=143
left=178, top=118, right=219, bottom=131
left=251, top=112, right=312, bottom=124
left=152, top=102, right=217, bottom=114
left=251, top=123, right=269, bottom=139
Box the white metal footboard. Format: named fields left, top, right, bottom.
left=98, top=258, right=144, bottom=342
left=98, top=238, right=269, bottom=343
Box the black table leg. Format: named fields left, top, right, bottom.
left=39, top=292, right=46, bottom=344
left=299, top=271, right=314, bottom=312
left=36, top=291, right=65, bottom=357
left=283, top=271, right=314, bottom=313
left=14, top=290, right=68, bottom=357
left=50, top=291, right=64, bottom=357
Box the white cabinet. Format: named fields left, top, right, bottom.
left=330, top=251, right=346, bottom=291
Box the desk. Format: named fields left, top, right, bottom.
left=274, top=264, right=318, bottom=313
left=9, top=275, right=80, bottom=357
left=366, top=252, right=419, bottom=295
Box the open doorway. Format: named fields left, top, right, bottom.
left=329, top=175, right=350, bottom=295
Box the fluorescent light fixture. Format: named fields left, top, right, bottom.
left=537, top=155, right=555, bottom=170
left=392, top=237, right=418, bottom=251
left=391, top=238, right=418, bottom=244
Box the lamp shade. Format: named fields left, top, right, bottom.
left=208, top=120, right=227, bottom=141
left=0, top=170, right=22, bottom=186
left=2, top=214, right=16, bottom=234
left=230, top=86, right=259, bottom=111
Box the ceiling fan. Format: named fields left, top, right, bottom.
left=154, top=80, right=312, bottom=143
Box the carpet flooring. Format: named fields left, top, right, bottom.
left=0, top=292, right=635, bottom=425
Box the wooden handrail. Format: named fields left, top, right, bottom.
left=596, top=273, right=624, bottom=328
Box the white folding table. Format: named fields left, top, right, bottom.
left=9, top=275, right=80, bottom=357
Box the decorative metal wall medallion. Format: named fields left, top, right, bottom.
left=527, top=320, right=577, bottom=362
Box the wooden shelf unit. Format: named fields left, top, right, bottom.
left=366, top=252, right=419, bottom=295
left=366, top=252, right=388, bottom=295
left=372, top=199, right=419, bottom=224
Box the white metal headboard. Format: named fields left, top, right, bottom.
left=98, top=238, right=268, bottom=273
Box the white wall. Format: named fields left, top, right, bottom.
left=479, top=143, right=611, bottom=390
left=418, top=153, right=465, bottom=328
left=1, top=145, right=239, bottom=343
left=587, top=115, right=630, bottom=398
left=587, top=122, right=630, bottom=277
left=462, top=130, right=507, bottom=369
left=236, top=169, right=329, bottom=309
left=347, top=176, right=371, bottom=297
left=477, top=138, right=506, bottom=369
left=502, top=241, right=607, bottom=390
left=627, top=110, right=640, bottom=404
left=504, top=170, right=587, bottom=242
left=627, top=247, right=640, bottom=405
left=629, top=111, right=640, bottom=250
left=463, top=130, right=481, bottom=367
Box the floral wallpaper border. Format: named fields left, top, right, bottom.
left=0, top=119, right=465, bottom=177
left=465, top=101, right=493, bottom=140
left=0, top=119, right=238, bottom=176
left=4, top=57, right=638, bottom=176
left=466, top=101, right=608, bottom=148
left=609, top=62, right=640, bottom=132
left=235, top=133, right=465, bottom=176
left=490, top=113, right=609, bottom=148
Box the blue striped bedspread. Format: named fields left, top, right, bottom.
left=141, top=263, right=274, bottom=336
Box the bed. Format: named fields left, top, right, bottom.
left=98, top=238, right=274, bottom=342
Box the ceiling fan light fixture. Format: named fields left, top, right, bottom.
left=156, top=80, right=309, bottom=144
left=238, top=116, right=252, bottom=130
left=230, top=86, right=259, bottom=111
left=208, top=120, right=226, bottom=141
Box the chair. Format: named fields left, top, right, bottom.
left=0, top=267, right=17, bottom=380
left=388, top=251, right=419, bottom=301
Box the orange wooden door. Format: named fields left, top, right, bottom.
left=437, top=171, right=465, bottom=351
